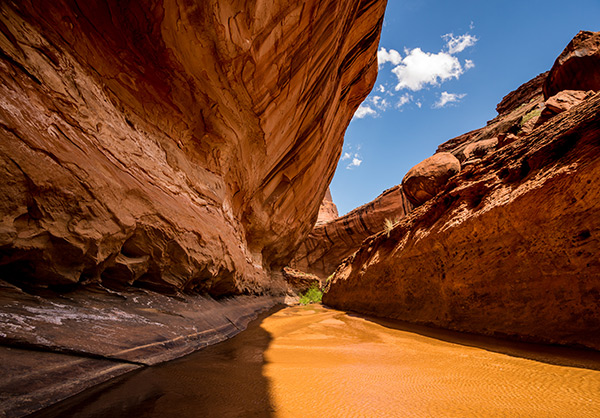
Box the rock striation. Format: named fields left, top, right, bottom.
left=0, top=0, right=387, bottom=295
left=0, top=280, right=282, bottom=416
left=324, top=32, right=600, bottom=350
left=0, top=1, right=388, bottom=415
left=291, top=185, right=413, bottom=279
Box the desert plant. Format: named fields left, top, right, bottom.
left=299, top=284, right=323, bottom=305
left=383, top=217, right=400, bottom=237
left=520, top=108, right=541, bottom=126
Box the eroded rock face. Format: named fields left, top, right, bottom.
left=544, top=90, right=590, bottom=114
left=325, top=91, right=600, bottom=350
left=402, top=152, right=461, bottom=206
left=282, top=267, right=321, bottom=292
left=290, top=185, right=413, bottom=278
left=324, top=34, right=600, bottom=350
left=0, top=0, right=387, bottom=294
left=543, top=31, right=600, bottom=99
left=439, top=72, right=548, bottom=160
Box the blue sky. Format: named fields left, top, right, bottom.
left=330, top=0, right=600, bottom=215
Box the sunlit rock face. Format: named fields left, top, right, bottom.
left=325, top=32, right=600, bottom=350
left=402, top=152, right=461, bottom=207
left=543, top=30, right=600, bottom=99
left=0, top=0, right=387, bottom=294
left=315, top=188, right=339, bottom=226
left=291, top=185, right=413, bottom=279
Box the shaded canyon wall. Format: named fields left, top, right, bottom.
left=0, top=0, right=387, bottom=295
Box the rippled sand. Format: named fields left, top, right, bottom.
left=33, top=305, right=600, bottom=418
left=262, top=305, right=600, bottom=417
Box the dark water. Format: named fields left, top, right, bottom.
left=31, top=305, right=600, bottom=418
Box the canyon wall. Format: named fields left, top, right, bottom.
left=291, top=185, right=413, bottom=278
left=0, top=0, right=387, bottom=295
left=325, top=32, right=600, bottom=350
left=0, top=2, right=388, bottom=415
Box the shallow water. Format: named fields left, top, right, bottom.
left=33, top=305, right=600, bottom=417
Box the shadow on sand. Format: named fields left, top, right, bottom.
left=340, top=308, right=600, bottom=372
left=29, top=306, right=284, bottom=418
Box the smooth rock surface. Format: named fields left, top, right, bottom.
left=0, top=279, right=282, bottom=417
left=402, top=152, right=461, bottom=206
left=315, top=188, right=339, bottom=226
left=0, top=0, right=387, bottom=293
left=290, top=185, right=413, bottom=279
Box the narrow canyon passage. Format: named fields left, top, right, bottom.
left=32, top=305, right=600, bottom=418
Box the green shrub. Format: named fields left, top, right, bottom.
left=520, top=108, right=541, bottom=126
left=299, top=284, right=323, bottom=305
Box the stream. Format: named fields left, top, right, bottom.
left=31, top=304, right=600, bottom=417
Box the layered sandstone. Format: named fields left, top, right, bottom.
left=291, top=185, right=413, bottom=278
left=0, top=2, right=388, bottom=415
left=0, top=280, right=282, bottom=416
left=324, top=33, right=600, bottom=350
left=0, top=0, right=387, bottom=294
left=438, top=72, right=547, bottom=159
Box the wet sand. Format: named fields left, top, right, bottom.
left=32, top=305, right=600, bottom=417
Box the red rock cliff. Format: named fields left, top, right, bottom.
left=291, top=185, right=413, bottom=278
left=315, top=188, right=339, bottom=226
left=0, top=0, right=387, bottom=295
left=324, top=33, right=600, bottom=350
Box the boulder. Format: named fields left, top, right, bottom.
left=543, top=31, right=600, bottom=99
left=402, top=152, right=461, bottom=206
left=282, top=267, right=321, bottom=293
left=544, top=90, right=589, bottom=114
left=462, top=138, right=498, bottom=161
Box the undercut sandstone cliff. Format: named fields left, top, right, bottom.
left=0, top=0, right=387, bottom=294
left=0, top=2, right=388, bottom=415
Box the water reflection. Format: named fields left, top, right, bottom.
left=32, top=305, right=600, bottom=418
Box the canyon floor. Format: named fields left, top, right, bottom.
left=29, top=305, right=600, bottom=418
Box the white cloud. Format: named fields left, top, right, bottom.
left=392, top=48, right=463, bottom=91
left=469, top=21, right=475, bottom=30
left=396, top=93, right=412, bottom=109
left=443, top=33, right=478, bottom=54
left=377, top=47, right=402, bottom=68
left=416, top=101, right=422, bottom=108
left=341, top=152, right=351, bottom=160
left=371, top=95, right=390, bottom=111
left=377, top=84, right=386, bottom=93
left=434, top=91, right=466, bottom=108
left=465, top=59, right=475, bottom=70
left=354, top=104, right=377, bottom=119
left=346, top=155, right=362, bottom=170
